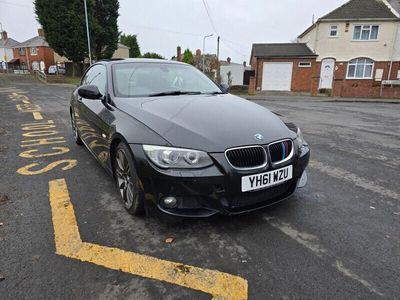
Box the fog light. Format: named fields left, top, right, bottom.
left=163, top=196, right=177, bottom=208
left=298, top=171, right=307, bottom=188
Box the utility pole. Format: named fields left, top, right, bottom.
left=202, top=34, right=213, bottom=72
left=84, top=0, right=92, bottom=65
left=216, top=36, right=220, bottom=83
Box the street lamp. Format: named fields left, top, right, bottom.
left=83, top=0, right=92, bottom=65
left=0, top=22, right=6, bottom=72
left=202, top=34, right=214, bottom=72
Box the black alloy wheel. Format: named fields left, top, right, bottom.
left=71, top=112, right=83, bottom=145
left=113, top=143, right=145, bottom=215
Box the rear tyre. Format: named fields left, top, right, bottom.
left=113, top=142, right=145, bottom=215
left=71, top=112, right=83, bottom=145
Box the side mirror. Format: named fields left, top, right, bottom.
left=78, top=85, right=102, bottom=100
left=220, top=83, right=230, bottom=93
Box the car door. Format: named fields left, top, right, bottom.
left=76, top=64, right=112, bottom=164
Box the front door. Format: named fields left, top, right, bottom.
left=319, top=58, right=335, bottom=89
left=76, top=64, right=111, bottom=164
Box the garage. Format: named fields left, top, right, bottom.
left=250, top=43, right=317, bottom=93
left=262, top=62, right=293, bottom=91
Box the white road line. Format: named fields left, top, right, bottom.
left=264, top=216, right=384, bottom=297
left=317, top=140, right=400, bottom=169
left=309, top=160, right=399, bottom=204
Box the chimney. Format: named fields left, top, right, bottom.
left=38, top=28, right=45, bottom=37
left=1, top=31, right=7, bottom=40
left=227, top=57, right=231, bottom=64
left=177, top=46, right=182, bottom=61
left=243, top=61, right=246, bottom=68
left=195, top=49, right=201, bottom=56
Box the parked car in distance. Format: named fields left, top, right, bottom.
left=70, top=59, right=310, bottom=218
left=48, top=65, right=57, bottom=75
left=48, top=65, right=66, bottom=75
left=57, top=66, right=65, bottom=75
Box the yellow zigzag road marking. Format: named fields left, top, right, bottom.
left=49, top=179, right=248, bottom=299
left=33, top=112, right=43, bottom=120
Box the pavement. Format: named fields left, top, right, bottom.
left=245, top=94, right=400, bottom=104
left=0, top=75, right=399, bottom=299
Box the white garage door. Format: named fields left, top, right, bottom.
left=262, top=62, right=293, bottom=91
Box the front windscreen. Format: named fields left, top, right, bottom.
left=112, top=62, right=222, bottom=97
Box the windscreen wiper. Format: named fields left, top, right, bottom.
left=207, top=91, right=226, bottom=95
left=149, top=91, right=202, bottom=97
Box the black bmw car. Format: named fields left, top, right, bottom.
left=70, top=59, right=310, bottom=217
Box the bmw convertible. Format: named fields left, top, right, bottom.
left=70, top=59, right=310, bottom=217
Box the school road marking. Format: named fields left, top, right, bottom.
left=49, top=178, right=248, bottom=299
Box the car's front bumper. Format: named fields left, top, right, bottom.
left=130, top=144, right=310, bottom=217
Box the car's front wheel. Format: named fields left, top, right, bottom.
left=70, top=111, right=83, bottom=145
left=113, top=143, right=145, bottom=215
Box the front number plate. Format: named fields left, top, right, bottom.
left=241, top=165, right=293, bottom=192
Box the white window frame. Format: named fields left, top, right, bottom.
left=30, top=47, right=37, bottom=55
left=329, top=25, right=339, bottom=37
left=346, top=58, right=374, bottom=79
left=352, top=25, right=379, bottom=41
left=298, top=62, right=312, bottom=68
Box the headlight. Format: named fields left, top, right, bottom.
left=143, top=145, right=213, bottom=169
left=297, top=128, right=308, bottom=148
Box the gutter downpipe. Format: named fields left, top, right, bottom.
left=25, top=47, right=30, bottom=71
left=388, top=22, right=399, bottom=80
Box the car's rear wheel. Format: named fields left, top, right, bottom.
left=113, top=143, right=145, bottom=215
left=70, top=112, right=83, bottom=145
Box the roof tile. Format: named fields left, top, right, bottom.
left=320, top=0, right=398, bottom=20
left=252, top=43, right=316, bottom=58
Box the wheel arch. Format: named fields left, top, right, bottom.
left=109, top=133, right=137, bottom=177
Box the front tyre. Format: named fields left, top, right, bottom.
left=70, top=112, right=83, bottom=145
left=113, top=143, right=145, bottom=215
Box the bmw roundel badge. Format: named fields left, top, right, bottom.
left=254, top=133, right=264, bottom=141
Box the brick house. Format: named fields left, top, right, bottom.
left=12, top=28, right=55, bottom=73
left=298, top=0, right=400, bottom=98
left=249, top=43, right=318, bottom=92
left=0, top=31, right=20, bottom=70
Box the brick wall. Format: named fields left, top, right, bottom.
left=251, top=54, right=400, bottom=98
left=312, top=61, right=400, bottom=98
left=251, top=56, right=317, bottom=93
left=248, top=76, right=256, bottom=95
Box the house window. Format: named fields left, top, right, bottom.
left=347, top=58, right=374, bottom=79
left=353, top=25, right=379, bottom=40
left=19, top=48, right=25, bottom=55
left=298, top=62, right=312, bottom=68
left=30, top=47, right=37, bottom=55
left=329, top=25, right=338, bottom=37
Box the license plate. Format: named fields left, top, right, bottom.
left=241, top=165, right=293, bottom=192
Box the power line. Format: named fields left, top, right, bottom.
left=202, top=0, right=218, bottom=35
left=220, top=38, right=247, bottom=59
left=221, top=37, right=248, bottom=52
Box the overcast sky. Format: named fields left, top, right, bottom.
left=0, top=0, right=346, bottom=62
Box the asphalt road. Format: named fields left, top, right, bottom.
left=0, top=75, right=399, bottom=300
